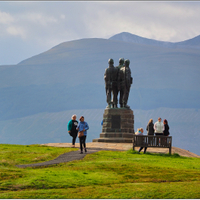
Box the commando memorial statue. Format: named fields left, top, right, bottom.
left=104, top=58, right=133, bottom=109
left=118, top=59, right=133, bottom=109
left=104, top=58, right=118, bottom=108
left=116, top=58, right=125, bottom=108
left=93, top=58, right=134, bottom=143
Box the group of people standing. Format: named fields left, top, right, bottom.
left=146, top=117, right=170, bottom=137
left=67, top=115, right=89, bottom=154
left=136, top=117, right=170, bottom=153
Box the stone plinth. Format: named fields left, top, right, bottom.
left=93, top=108, right=134, bottom=143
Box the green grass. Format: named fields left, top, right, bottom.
left=0, top=144, right=200, bottom=198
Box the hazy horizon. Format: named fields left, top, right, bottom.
left=1, top=1, right=200, bottom=65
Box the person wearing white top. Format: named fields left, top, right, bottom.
left=154, top=117, right=164, bottom=135
left=154, top=117, right=164, bottom=146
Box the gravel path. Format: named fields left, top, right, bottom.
left=16, top=143, right=200, bottom=168
left=16, top=148, right=117, bottom=168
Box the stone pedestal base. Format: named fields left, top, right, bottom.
left=93, top=108, right=134, bottom=143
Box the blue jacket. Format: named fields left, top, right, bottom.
left=77, top=121, right=89, bottom=136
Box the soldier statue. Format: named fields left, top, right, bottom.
left=118, top=59, right=133, bottom=108
left=116, top=58, right=124, bottom=108
left=104, top=58, right=118, bottom=108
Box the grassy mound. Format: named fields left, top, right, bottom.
left=0, top=144, right=200, bottom=198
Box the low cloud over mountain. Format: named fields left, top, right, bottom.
left=109, top=32, right=200, bottom=49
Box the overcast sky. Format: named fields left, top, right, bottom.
left=1, top=1, right=200, bottom=65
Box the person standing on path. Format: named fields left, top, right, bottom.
left=67, top=114, right=78, bottom=147
left=77, top=116, right=89, bottom=154
left=154, top=117, right=164, bottom=146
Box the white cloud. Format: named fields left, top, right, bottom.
left=60, top=14, right=65, bottom=20
left=6, top=26, right=26, bottom=39
left=21, top=12, right=58, bottom=26
left=2, top=1, right=200, bottom=42
left=1, top=1, right=200, bottom=64
left=0, top=11, right=14, bottom=24
left=71, top=1, right=200, bottom=42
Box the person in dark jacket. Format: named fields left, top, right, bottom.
left=146, top=119, right=154, bottom=145
left=163, top=119, right=170, bottom=146
left=67, top=114, right=78, bottom=147
left=146, top=119, right=154, bottom=135
left=163, top=119, right=170, bottom=136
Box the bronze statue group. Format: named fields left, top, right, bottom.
left=104, top=58, right=133, bottom=109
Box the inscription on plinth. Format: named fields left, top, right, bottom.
left=111, top=115, right=121, bottom=129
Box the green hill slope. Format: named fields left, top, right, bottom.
left=0, top=144, right=199, bottom=199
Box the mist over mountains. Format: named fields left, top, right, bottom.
left=109, top=32, right=200, bottom=49
left=0, top=32, right=200, bottom=155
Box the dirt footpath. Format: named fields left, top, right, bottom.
left=42, top=142, right=200, bottom=158
left=16, top=142, right=199, bottom=168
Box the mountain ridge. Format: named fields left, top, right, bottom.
left=0, top=32, right=200, bottom=155
left=109, top=32, right=200, bottom=49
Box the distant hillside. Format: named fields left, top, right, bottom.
left=0, top=34, right=200, bottom=155
left=175, top=34, right=200, bottom=48
left=109, top=32, right=173, bottom=47
left=109, top=32, right=200, bottom=49
left=0, top=38, right=199, bottom=120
